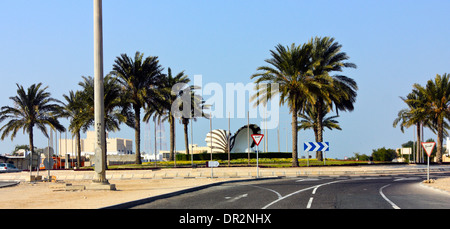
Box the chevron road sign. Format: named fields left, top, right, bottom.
left=304, top=142, right=330, bottom=152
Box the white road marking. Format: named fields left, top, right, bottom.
left=312, top=186, right=319, bottom=195
left=394, top=177, right=420, bottom=182
left=226, top=193, right=248, bottom=202
left=296, top=178, right=320, bottom=182
left=379, top=184, right=401, bottom=209
left=262, top=180, right=345, bottom=209
left=248, top=184, right=282, bottom=199
left=306, top=197, right=314, bottom=209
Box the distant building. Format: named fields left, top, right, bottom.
left=58, top=131, right=133, bottom=156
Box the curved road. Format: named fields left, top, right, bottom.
left=131, top=173, right=450, bottom=209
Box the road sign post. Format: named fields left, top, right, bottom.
left=421, top=142, right=436, bottom=182
left=252, top=134, right=264, bottom=178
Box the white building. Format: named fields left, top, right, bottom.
left=58, top=131, right=133, bottom=156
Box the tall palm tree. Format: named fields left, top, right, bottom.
left=60, top=90, right=87, bottom=167
left=145, top=68, right=190, bottom=161
left=0, top=83, right=65, bottom=174
left=111, top=51, right=164, bottom=164
left=178, top=88, right=210, bottom=156
left=76, top=75, right=131, bottom=167
left=298, top=104, right=342, bottom=140
left=393, top=91, right=429, bottom=162
left=78, top=75, right=130, bottom=134
left=251, top=43, right=325, bottom=167
left=309, top=36, right=357, bottom=160
left=409, top=73, right=450, bottom=163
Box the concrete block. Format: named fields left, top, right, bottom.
left=122, top=173, right=133, bottom=179
left=49, top=183, right=72, bottom=189
left=86, top=182, right=116, bottom=191
left=25, top=175, right=42, bottom=182
left=133, top=173, right=144, bottom=179
left=65, top=185, right=86, bottom=191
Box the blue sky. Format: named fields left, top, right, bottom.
left=0, top=0, right=449, bottom=159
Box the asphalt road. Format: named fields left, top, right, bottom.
left=131, top=173, right=450, bottom=209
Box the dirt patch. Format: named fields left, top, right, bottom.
left=424, top=177, right=450, bottom=193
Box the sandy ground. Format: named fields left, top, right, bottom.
left=423, top=177, right=450, bottom=192
left=0, top=165, right=449, bottom=209
left=0, top=178, right=245, bottom=209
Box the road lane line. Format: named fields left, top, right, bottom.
left=312, top=186, right=319, bottom=195
left=262, top=180, right=345, bottom=209
left=296, top=178, right=320, bottom=182
left=379, top=184, right=401, bottom=209
left=306, top=197, right=314, bottom=209
left=248, top=184, right=282, bottom=199
left=227, top=193, right=248, bottom=202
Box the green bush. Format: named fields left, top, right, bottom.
left=176, top=152, right=292, bottom=161
left=372, top=147, right=397, bottom=162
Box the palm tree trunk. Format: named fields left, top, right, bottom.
left=291, top=105, right=299, bottom=167
left=315, top=101, right=324, bottom=161
left=313, top=125, right=319, bottom=161
left=416, top=123, right=421, bottom=163
left=28, top=126, right=34, bottom=176
left=183, top=120, right=189, bottom=156
left=134, top=105, right=142, bottom=164
left=76, top=131, right=81, bottom=169
left=436, top=118, right=444, bottom=163
left=169, top=115, right=175, bottom=161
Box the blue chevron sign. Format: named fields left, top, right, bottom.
left=304, top=142, right=329, bottom=152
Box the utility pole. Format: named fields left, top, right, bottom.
left=91, top=0, right=114, bottom=190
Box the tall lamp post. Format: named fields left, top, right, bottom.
left=92, top=0, right=114, bottom=190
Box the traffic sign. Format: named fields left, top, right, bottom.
left=207, top=161, right=219, bottom=168
left=422, top=142, right=436, bottom=182
left=251, top=134, right=264, bottom=146
left=421, top=142, right=436, bottom=157
left=304, top=142, right=329, bottom=152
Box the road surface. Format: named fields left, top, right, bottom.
left=131, top=173, right=450, bottom=209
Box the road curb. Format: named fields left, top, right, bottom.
left=419, top=182, right=450, bottom=195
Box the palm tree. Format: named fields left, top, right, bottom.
left=393, top=91, right=429, bottom=162
left=409, top=73, right=450, bottom=163
left=0, top=83, right=65, bottom=174
left=78, top=75, right=130, bottom=134
left=111, top=51, right=164, bottom=164
left=298, top=104, right=342, bottom=141
left=60, top=90, right=87, bottom=167
left=76, top=75, right=131, bottom=167
left=145, top=68, right=190, bottom=161
left=178, top=89, right=210, bottom=156
left=308, top=36, right=357, bottom=160
left=251, top=43, right=325, bottom=167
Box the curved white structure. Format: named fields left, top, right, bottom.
left=205, top=124, right=261, bottom=153
left=205, top=129, right=231, bottom=153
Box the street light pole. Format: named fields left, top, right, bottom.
left=92, top=0, right=111, bottom=188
